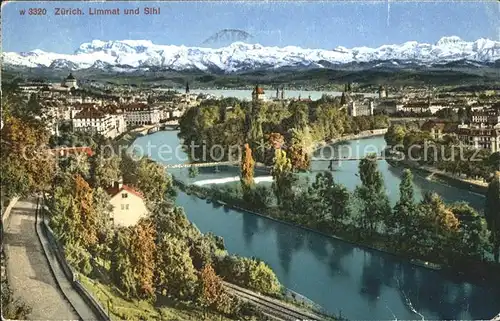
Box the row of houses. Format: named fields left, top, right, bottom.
left=70, top=103, right=184, bottom=137
left=42, top=100, right=186, bottom=138
left=374, top=95, right=495, bottom=115
left=424, top=106, right=500, bottom=153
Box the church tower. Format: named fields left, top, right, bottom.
left=348, top=101, right=357, bottom=117
left=252, top=84, right=265, bottom=102
left=185, top=82, right=190, bottom=94
left=64, top=73, right=78, bottom=89
left=378, top=85, right=386, bottom=99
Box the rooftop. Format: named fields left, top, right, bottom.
left=252, top=86, right=265, bottom=95
left=73, top=106, right=106, bottom=119
left=106, top=184, right=144, bottom=200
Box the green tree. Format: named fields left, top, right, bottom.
left=156, top=234, right=199, bottom=300
left=110, top=227, right=137, bottom=298
left=153, top=204, right=201, bottom=242
left=271, top=149, right=296, bottom=209
left=355, top=155, right=391, bottom=235
left=450, top=202, right=490, bottom=261
left=247, top=259, right=281, bottom=295
left=90, top=153, right=121, bottom=188
left=122, top=156, right=174, bottom=206
left=311, top=172, right=351, bottom=227
left=288, top=101, right=309, bottom=130
left=288, top=127, right=313, bottom=171
left=391, top=169, right=416, bottom=241
left=92, top=187, right=114, bottom=260
left=49, top=173, right=99, bottom=270
left=136, top=158, right=172, bottom=204
left=188, top=165, right=199, bottom=178
left=216, top=256, right=281, bottom=296
left=417, top=193, right=460, bottom=260
left=60, top=153, right=90, bottom=179
left=485, top=171, right=500, bottom=262
left=190, top=234, right=218, bottom=270
left=384, top=124, right=407, bottom=148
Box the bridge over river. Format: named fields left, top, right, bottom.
left=163, top=155, right=393, bottom=169
left=146, top=120, right=180, bottom=134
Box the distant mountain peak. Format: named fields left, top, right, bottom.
left=3, top=37, right=499, bottom=73
left=75, top=39, right=155, bottom=54
left=435, top=36, right=467, bottom=47
left=202, top=29, right=253, bottom=47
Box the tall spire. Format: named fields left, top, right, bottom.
left=185, top=82, right=190, bottom=94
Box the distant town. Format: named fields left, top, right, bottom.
left=11, top=72, right=500, bottom=154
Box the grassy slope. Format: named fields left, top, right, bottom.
left=78, top=274, right=235, bottom=321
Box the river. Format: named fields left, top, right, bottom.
left=130, top=131, right=500, bottom=320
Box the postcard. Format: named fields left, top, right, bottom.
left=1, top=1, right=500, bottom=320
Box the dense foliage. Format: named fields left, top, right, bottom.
left=0, top=114, right=55, bottom=198
left=486, top=172, right=500, bottom=262
left=44, top=143, right=283, bottom=319
left=191, top=155, right=494, bottom=268
left=179, top=97, right=389, bottom=171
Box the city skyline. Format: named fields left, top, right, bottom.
left=2, top=1, right=499, bottom=53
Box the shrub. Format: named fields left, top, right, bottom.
left=215, top=255, right=281, bottom=295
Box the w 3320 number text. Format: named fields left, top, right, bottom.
left=28, top=8, right=47, bottom=15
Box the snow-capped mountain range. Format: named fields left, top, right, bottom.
left=3, top=36, right=499, bottom=73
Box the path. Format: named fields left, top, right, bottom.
left=3, top=197, right=99, bottom=320
left=3, top=197, right=78, bottom=320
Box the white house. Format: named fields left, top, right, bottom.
left=457, top=124, right=500, bottom=153
left=472, top=108, right=500, bottom=125
left=123, top=103, right=161, bottom=125
left=106, top=180, right=148, bottom=227
left=72, top=105, right=121, bottom=138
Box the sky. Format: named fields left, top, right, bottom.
left=2, top=1, right=499, bottom=53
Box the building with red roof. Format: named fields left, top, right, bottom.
left=105, top=180, right=148, bottom=227
left=252, top=85, right=267, bottom=102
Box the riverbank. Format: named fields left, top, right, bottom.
left=174, top=178, right=500, bottom=284
left=112, top=125, right=157, bottom=154
left=332, top=129, right=488, bottom=195
left=129, top=129, right=500, bottom=319
left=387, top=158, right=489, bottom=196
left=313, top=128, right=388, bottom=150
left=119, top=130, right=335, bottom=319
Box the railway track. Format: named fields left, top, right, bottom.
left=223, top=282, right=327, bottom=321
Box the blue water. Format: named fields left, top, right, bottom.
left=131, top=131, right=499, bottom=320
